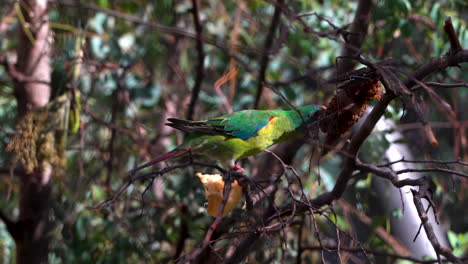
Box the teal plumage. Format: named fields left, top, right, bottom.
left=129, top=105, right=325, bottom=174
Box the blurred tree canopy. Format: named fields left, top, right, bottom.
left=0, top=0, right=467, bottom=263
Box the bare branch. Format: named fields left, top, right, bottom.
left=356, top=161, right=426, bottom=187
left=336, top=0, right=373, bottom=75
left=254, top=0, right=284, bottom=109
left=186, top=0, right=205, bottom=120
left=395, top=167, right=468, bottom=179
left=274, top=2, right=353, bottom=40
left=378, top=158, right=468, bottom=167
left=301, top=245, right=465, bottom=263
left=443, top=17, right=463, bottom=54
left=411, top=185, right=462, bottom=263
left=0, top=55, right=50, bottom=84
left=411, top=82, right=468, bottom=90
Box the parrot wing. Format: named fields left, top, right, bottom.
left=166, top=110, right=278, bottom=140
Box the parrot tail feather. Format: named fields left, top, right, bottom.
left=128, top=149, right=188, bottom=175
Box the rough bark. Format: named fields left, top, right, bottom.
left=13, top=0, right=52, bottom=263
left=14, top=0, right=51, bottom=114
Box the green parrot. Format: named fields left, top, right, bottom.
left=129, top=104, right=325, bottom=174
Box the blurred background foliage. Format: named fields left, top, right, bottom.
left=0, top=0, right=467, bottom=263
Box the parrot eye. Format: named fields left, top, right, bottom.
left=308, top=111, right=321, bottom=121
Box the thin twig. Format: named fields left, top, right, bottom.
left=378, top=157, right=468, bottom=167
left=301, top=245, right=466, bottom=263
left=411, top=82, right=468, bottom=90
left=395, top=167, right=468, bottom=179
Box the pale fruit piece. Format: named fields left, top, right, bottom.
left=196, top=173, right=243, bottom=217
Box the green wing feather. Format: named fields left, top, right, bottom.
left=208, top=110, right=277, bottom=140
left=167, top=110, right=276, bottom=140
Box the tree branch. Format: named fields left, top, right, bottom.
left=0, top=55, right=50, bottom=84
left=411, top=82, right=468, bottom=90
left=254, top=0, right=283, bottom=109
left=301, top=245, right=465, bottom=263
left=411, top=185, right=462, bottom=263
left=336, top=0, right=373, bottom=74
left=395, top=167, right=468, bottom=179
left=356, top=161, right=426, bottom=188
left=378, top=158, right=468, bottom=167
left=186, top=0, right=205, bottom=120
left=443, top=17, right=462, bottom=54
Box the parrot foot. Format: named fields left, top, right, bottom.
left=229, top=164, right=245, bottom=175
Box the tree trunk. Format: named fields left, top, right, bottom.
left=13, top=0, right=52, bottom=263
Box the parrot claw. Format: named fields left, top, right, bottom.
left=229, top=164, right=246, bottom=175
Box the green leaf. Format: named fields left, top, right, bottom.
left=69, top=91, right=81, bottom=133
left=92, top=185, right=106, bottom=201
left=97, top=0, right=109, bottom=8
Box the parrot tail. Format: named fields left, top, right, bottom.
left=128, top=148, right=188, bottom=175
